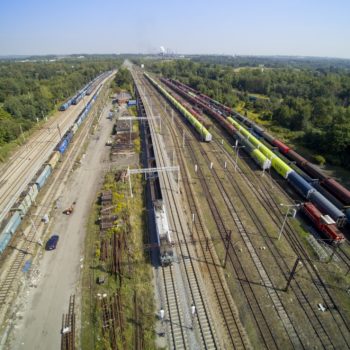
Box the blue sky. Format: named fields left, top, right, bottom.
left=0, top=0, right=349, bottom=58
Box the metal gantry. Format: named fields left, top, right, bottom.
left=126, top=166, right=180, bottom=198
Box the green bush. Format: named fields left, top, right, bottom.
left=314, top=154, right=326, bottom=166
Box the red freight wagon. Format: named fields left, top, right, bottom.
left=302, top=202, right=345, bottom=244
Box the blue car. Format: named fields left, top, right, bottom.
left=46, top=235, right=59, bottom=250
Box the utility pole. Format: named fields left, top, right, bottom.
left=129, top=118, right=132, bottom=145
left=223, top=230, right=232, bottom=268
left=278, top=203, right=299, bottom=240
left=234, top=140, right=245, bottom=172
left=57, top=123, right=62, bottom=139
left=327, top=245, right=338, bottom=264
left=191, top=213, right=195, bottom=239
left=190, top=303, right=196, bottom=330
left=285, top=257, right=300, bottom=292
left=278, top=209, right=290, bottom=240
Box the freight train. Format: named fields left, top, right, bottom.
left=161, top=77, right=347, bottom=242
left=0, top=85, right=103, bottom=254
left=59, top=71, right=111, bottom=111
left=172, top=77, right=350, bottom=214
left=144, top=73, right=212, bottom=142
left=160, top=77, right=272, bottom=171
left=233, top=113, right=350, bottom=207
left=201, top=93, right=350, bottom=223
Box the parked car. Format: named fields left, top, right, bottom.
left=46, top=235, right=59, bottom=250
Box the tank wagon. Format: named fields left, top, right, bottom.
left=161, top=78, right=271, bottom=171
left=232, top=114, right=350, bottom=222
left=267, top=136, right=350, bottom=207
left=226, top=116, right=346, bottom=227
left=0, top=84, right=103, bottom=254
left=154, top=200, right=173, bottom=266
left=220, top=102, right=350, bottom=210
left=164, top=78, right=347, bottom=234
left=161, top=78, right=269, bottom=170
left=144, top=73, right=212, bottom=142
left=170, top=77, right=350, bottom=213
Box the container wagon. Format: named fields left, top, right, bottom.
left=145, top=73, right=212, bottom=142
left=0, top=211, right=22, bottom=253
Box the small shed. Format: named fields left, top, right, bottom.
left=115, top=92, right=132, bottom=105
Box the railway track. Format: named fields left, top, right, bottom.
left=206, top=137, right=336, bottom=348
left=0, top=88, right=107, bottom=320
left=162, top=265, right=188, bottom=349
left=145, top=76, right=252, bottom=349
left=143, top=77, right=288, bottom=348
left=133, top=291, right=143, bottom=350
left=61, top=295, right=76, bottom=350
left=139, top=94, right=188, bottom=349
left=159, top=77, right=350, bottom=348
left=0, top=74, right=113, bottom=223
left=135, top=71, right=219, bottom=349
left=192, top=123, right=349, bottom=348
left=209, top=133, right=350, bottom=348
left=180, top=139, right=287, bottom=349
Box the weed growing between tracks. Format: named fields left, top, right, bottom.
left=81, top=172, right=155, bottom=349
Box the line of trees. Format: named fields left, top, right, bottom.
left=145, top=59, right=350, bottom=169
left=0, top=57, right=121, bottom=155
left=112, top=67, right=134, bottom=93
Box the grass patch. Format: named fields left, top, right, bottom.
left=80, top=171, right=155, bottom=349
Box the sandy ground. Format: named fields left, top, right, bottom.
left=5, top=102, right=116, bottom=350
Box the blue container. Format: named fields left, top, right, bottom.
left=313, top=183, right=344, bottom=210
left=249, top=129, right=262, bottom=139
left=288, top=171, right=315, bottom=198
left=8, top=211, right=21, bottom=233
left=0, top=231, right=12, bottom=253
left=72, top=94, right=83, bottom=105
left=57, top=131, right=73, bottom=154
left=59, top=102, right=69, bottom=111
left=0, top=211, right=22, bottom=253
left=57, top=139, right=68, bottom=154
left=35, top=165, right=52, bottom=189
left=64, top=131, right=73, bottom=144
left=309, top=190, right=346, bottom=226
